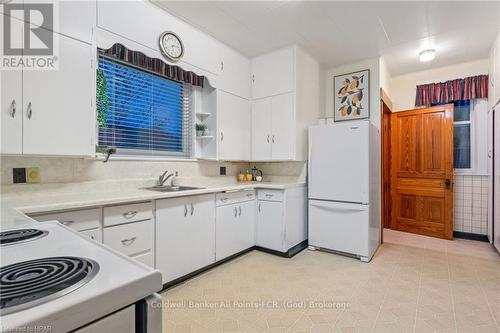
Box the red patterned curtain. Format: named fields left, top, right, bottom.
left=415, top=75, right=488, bottom=107
left=98, top=43, right=205, bottom=87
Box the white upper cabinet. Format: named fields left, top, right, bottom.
left=97, top=0, right=219, bottom=76
left=4, top=0, right=95, bottom=44
left=270, top=93, right=295, bottom=160
left=1, top=17, right=23, bottom=155
left=218, top=91, right=251, bottom=161
left=218, top=43, right=251, bottom=99
left=22, top=34, right=94, bottom=156
left=251, top=47, right=294, bottom=100
left=251, top=98, right=272, bottom=161
left=250, top=46, right=320, bottom=161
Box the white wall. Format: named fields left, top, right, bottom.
left=379, top=57, right=392, bottom=102
left=389, top=59, right=489, bottom=112
left=325, top=57, right=381, bottom=129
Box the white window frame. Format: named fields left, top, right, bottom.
left=454, top=98, right=488, bottom=176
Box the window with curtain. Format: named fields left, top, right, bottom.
left=96, top=56, right=193, bottom=158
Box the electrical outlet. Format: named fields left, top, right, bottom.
left=26, top=167, right=41, bottom=183
left=220, top=166, right=226, bottom=176
left=13, top=168, right=26, bottom=184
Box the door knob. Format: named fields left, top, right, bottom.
left=445, top=179, right=452, bottom=189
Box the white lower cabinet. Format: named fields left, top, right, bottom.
left=216, top=199, right=255, bottom=261
left=256, top=200, right=284, bottom=252
left=155, top=194, right=216, bottom=284
left=256, top=186, right=307, bottom=253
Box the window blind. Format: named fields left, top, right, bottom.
left=97, top=56, right=193, bottom=157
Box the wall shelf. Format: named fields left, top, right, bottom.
left=195, top=112, right=212, bottom=117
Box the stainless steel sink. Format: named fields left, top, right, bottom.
left=142, top=185, right=204, bottom=192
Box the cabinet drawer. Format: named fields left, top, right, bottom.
left=216, top=189, right=255, bottom=206
left=131, top=251, right=154, bottom=267
left=80, top=228, right=101, bottom=243
left=103, top=202, right=153, bottom=227
left=32, top=208, right=100, bottom=232
left=103, top=220, right=153, bottom=256
left=257, top=189, right=283, bottom=202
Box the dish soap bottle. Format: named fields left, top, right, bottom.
left=171, top=171, right=179, bottom=187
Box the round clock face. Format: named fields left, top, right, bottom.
left=160, top=32, right=184, bottom=61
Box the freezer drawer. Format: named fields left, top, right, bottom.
left=308, top=200, right=369, bottom=258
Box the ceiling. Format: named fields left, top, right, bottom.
left=151, top=1, right=500, bottom=76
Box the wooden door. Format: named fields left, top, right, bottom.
left=390, top=105, right=454, bottom=239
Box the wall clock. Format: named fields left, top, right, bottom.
left=159, top=31, right=184, bottom=62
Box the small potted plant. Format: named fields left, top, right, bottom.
left=196, top=123, right=206, bottom=137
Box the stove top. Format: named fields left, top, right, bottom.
left=0, top=229, right=48, bottom=245
left=0, top=256, right=99, bottom=315
left=0, top=221, right=162, bottom=332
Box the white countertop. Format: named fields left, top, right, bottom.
left=1, top=177, right=305, bottom=228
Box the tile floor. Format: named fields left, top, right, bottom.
left=161, top=229, right=500, bottom=333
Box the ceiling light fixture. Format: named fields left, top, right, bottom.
left=419, top=49, right=435, bottom=62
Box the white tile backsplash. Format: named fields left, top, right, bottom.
left=454, top=175, right=488, bottom=235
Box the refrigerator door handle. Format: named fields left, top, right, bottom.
left=310, top=201, right=368, bottom=212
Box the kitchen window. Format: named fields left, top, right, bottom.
left=453, top=100, right=472, bottom=169
left=96, top=57, right=193, bottom=158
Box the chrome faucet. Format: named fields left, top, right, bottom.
left=157, top=170, right=174, bottom=186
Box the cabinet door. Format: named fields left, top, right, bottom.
left=22, top=34, right=94, bottom=156
left=218, top=44, right=251, bottom=99
left=156, top=194, right=215, bottom=283
left=251, top=98, right=272, bottom=161
left=256, top=200, right=284, bottom=252
left=271, top=93, right=295, bottom=160
left=26, top=0, right=95, bottom=43
left=219, top=91, right=250, bottom=161
left=251, top=47, right=294, bottom=99
left=216, top=201, right=255, bottom=261
left=1, top=17, right=23, bottom=154
left=215, top=204, right=238, bottom=261
left=239, top=200, right=256, bottom=249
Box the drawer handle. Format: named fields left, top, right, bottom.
left=265, top=194, right=274, bottom=198
left=121, top=237, right=137, bottom=246
left=60, top=220, right=74, bottom=226
left=221, top=198, right=229, bottom=202
left=122, top=211, right=138, bottom=219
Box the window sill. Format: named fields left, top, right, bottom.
left=454, top=169, right=487, bottom=176
left=94, top=154, right=199, bottom=162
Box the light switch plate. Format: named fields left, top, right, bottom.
left=26, top=167, right=41, bottom=183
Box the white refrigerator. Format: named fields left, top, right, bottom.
left=308, top=120, right=380, bottom=262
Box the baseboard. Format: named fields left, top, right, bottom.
left=453, top=231, right=489, bottom=242
left=255, top=240, right=308, bottom=258
left=161, top=241, right=309, bottom=290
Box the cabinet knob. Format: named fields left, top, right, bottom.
left=121, top=237, right=137, bottom=246
left=252, top=74, right=255, bottom=83
left=234, top=206, right=238, bottom=217
left=184, top=204, right=188, bottom=217
left=258, top=203, right=262, bottom=212
left=190, top=203, right=194, bottom=216
left=271, top=135, right=275, bottom=143
left=221, top=131, right=224, bottom=141
left=122, top=211, right=138, bottom=219
left=9, top=100, right=16, bottom=118
left=267, top=135, right=270, bottom=143
left=238, top=206, right=242, bottom=216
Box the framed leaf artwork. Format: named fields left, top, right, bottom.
left=333, top=69, right=370, bottom=122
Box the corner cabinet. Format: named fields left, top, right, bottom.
left=250, top=46, right=320, bottom=161
left=0, top=19, right=95, bottom=156
left=155, top=194, right=216, bottom=284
